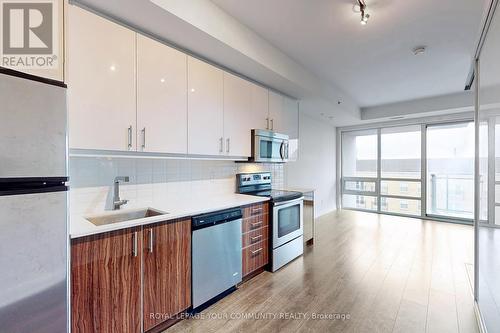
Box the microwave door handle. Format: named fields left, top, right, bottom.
left=279, top=142, right=285, bottom=160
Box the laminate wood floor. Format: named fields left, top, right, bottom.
left=165, top=210, right=478, bottom=333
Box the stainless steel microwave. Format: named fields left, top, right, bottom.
left=251, top=129, right=289, bottom=163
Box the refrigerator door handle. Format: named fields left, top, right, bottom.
left=0, top=177, right=68, bottom=196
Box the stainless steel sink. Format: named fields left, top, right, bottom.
left=86, top=208, right=166, bottom=226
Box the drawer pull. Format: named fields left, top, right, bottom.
left=251, top=207, right=263, bottom=215
left=251, top=248, right=263, bottom=256
left=251, top=235, right=263, bottom=243
left=251, top=221, right=262, bottom=229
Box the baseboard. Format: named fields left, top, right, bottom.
left=314, top=207, right=338, bottom=220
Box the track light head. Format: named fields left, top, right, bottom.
left=357, top=0, right=370, bottom=26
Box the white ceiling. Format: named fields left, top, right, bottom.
left=211, top=0, right=489, bottom=107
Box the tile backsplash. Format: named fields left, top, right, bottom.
left=69, top=157, right=286, bottom=215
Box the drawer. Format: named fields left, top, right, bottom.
left=242, top=239, right=269, bottom=277
left=242, top=213, right=269, bottom=233
left=242, top=202, right=269, bottom=219
left=242, top=226, right=269, bottom=248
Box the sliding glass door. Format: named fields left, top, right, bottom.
left=380, top=125, right=422, bottom=216
left=426, top=122, right=475, bottom=220
left=476, top=4, right=500, bottom=330
left=340, top=122, right=474, bottom=223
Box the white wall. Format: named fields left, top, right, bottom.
left=286, top=112, right=337, bottom=217
left=69, top=157, right=285, bottom=215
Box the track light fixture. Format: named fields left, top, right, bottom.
left=357, top=0, right=370, bottom=25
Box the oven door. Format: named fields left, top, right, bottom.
left=272, top=198, right=304, bottom=248
left=253, top=135, right=288, bottom=163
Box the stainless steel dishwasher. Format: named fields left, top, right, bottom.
left=191, top=208, right=242, bottom=311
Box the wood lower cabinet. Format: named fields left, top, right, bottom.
left=243, top=238, right=269, bottom=276
left=71, top=228, right=142, bottom=333
left=242, top=202, right=270, bottom=277
left=71, top=220, right=191, bottom=333
left=143, top=219, right=191, bottom=331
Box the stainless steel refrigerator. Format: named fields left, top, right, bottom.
left=0, top=70, right=68, bottom=333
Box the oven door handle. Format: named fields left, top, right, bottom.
left=273, top=197, right=304, bottom=207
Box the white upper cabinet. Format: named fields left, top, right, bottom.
left=283, top=97, right=299, bottom=161
left=268, top=91, right=298, bottom=137
left=268, top=91, right=299, bottom=161
left=250, top=83, right=270, bottom=131
left=187, top=56, right=224, bottom=156
left=66, top=6, right=298, bottom=158
left=223, top=72, right=253, bottom=157
left=282, top=97, right=299, bottom=140
left=268, top=91, right=283, bottom=132
left=137, top=35, right=188, bottom=154
left=67, top=6, right=136, bottom=151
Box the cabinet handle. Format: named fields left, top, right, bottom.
left=251, top=221, right=262, bottom=229
left=219, top=137, right=224, bottom=153
left=251, top=207, right=263, bottom=215
left=251, top=235, right=263, bottom=243
left=251, top=248, right=263, bottom=256
left=127, top=126, right=133, bottom=150
left=132, top=231, right=138, bottom=257
left=226, top=138, right=230, bottom=153
left=141, top=127, right=146, bottom=150
left=266, top=118, right=270, bottom=130
left=270, top=119, right=274, bottom=131
left=148, top=228, right=154, bottom=253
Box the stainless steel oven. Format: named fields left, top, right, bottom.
left=271, top=197, right=304, bottom=271
left=273, top=198, right=303, bottom=248
left=251, top=129, right=289, bottom=163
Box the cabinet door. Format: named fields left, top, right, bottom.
left=187, top=56, right=224, bottom=155
left=71, top=228, right=141, bottom=333
left=283, top=97, right=299, bottom=161
left=250, top=83, right=270, bottom=131
left=137, top=35, right=188, bottom=154
left=223, top=72, right=252, bottom=157
left=268, top=91, right=284, bottom=132
left=282, top=97, right=299, bottom=139
left=268, top=92, right=299, bottom=138
left=242, top=202, right=270, bottom=278
left=268, top=92, right=299, bottom=160
left=143, top=219, right=191, bottom=331
left=67, top=6, right=136, bottom=151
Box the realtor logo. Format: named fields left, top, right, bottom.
left=1, top=0, right=58, bottom=69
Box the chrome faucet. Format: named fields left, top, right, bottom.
left=113, top=176, right=129, bottom=210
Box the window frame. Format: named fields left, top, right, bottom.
left=339, top=120, right=474, bottom=224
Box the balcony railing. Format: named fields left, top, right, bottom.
left=428, top=174, right=476, bottom=218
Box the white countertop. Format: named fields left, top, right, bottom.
left=70, top=193, right=269, bottom=239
